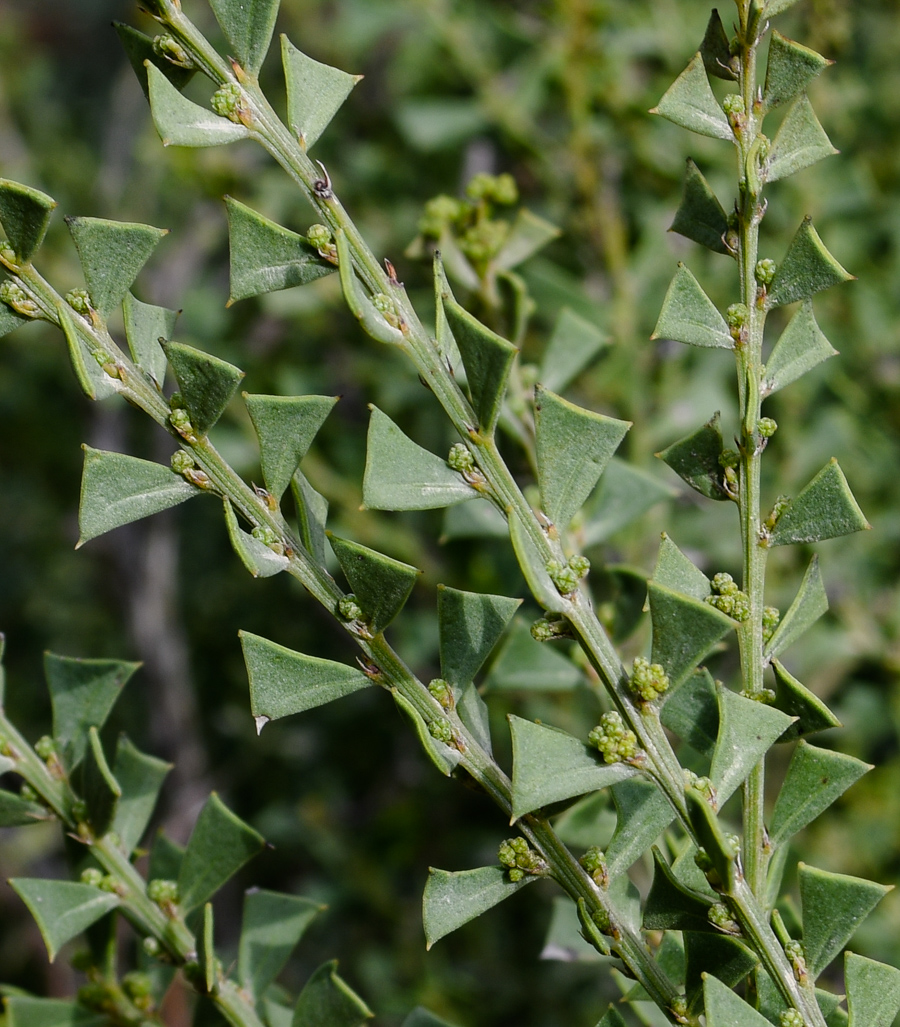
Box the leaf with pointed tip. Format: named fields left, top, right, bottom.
left=281, top=36, right=362, bottom=149
left=703, top=972, right=770, bottom=1027
left=422, top=866, right=537, bottom=949
left=800, top=864, right=891, bottom=979
left=534, top=385, right=630, bottom=532
left=763, top=300, right=837, bottom=396
left=164, top=341, right=245, bottom=435
left=770, top=741, right=870, bottom=846
left=112, top=735, right=171, bottom=855
left=649, top=582, right=733, bottom=688
left=495, top=209, right=561, bottom=271
left=82, top=727, right=121, bottom=837
left=651, top=533, right=710, bottom=602
left=507, top=511, right=567, bottom=614
left=845, top=952, right=900, bottom=1027
left=769, top=459, right=869, bottom=546
left=146, top=63, right=250, bottom=147
left=292, top=469, right=329, bottom=565
left=328, top=534, right=420, bottom=634
left=9, top=879, right=120, bottom=962
left=657, top=413, right=730, bottom=500
left=539, top=307, right=610, bottom=395
left=57, top=302, right=118, bottom=401
left=292, top=959, right=373, bottom=1027
left=457, top=682, right=492, bottom=755
left=177, top=793, right=265, bottom=913
left=765, top=556, right=828, bottom=662
left=0, top=178, right=56, bottom=263
left=581, top=459, right=674, bottom=547
left=685, top=935, right=758, bottom=1012
left=225, top=197, right=335, bottom=304
left=240, top=631, right=373, bottom=725
left=4, top=997, right=108, bottom=1027
left=541, top=895, right=609, bottom=964
left=651, top=53, right=732, bottom=140
left=393, top=691, right=460, bottom=777
left=402, top=1008, right=462, bottom=1027
left=223, top=499, right=289, bottom=577
left=239, top=888, right=323, bottom=999
left=438, top=585, right=520, bottom=688
left=483, top=618, right=583, bottom=692
left=764, top=31, right=832, bottom=110
left=700, top=10, right=737, bottom=80
left=362, top=407, right=477, bottom=512
left=115, top=23, right=195, bottom=100
left=767, top=94, right=838, bottom=183
left=335, top=230, right=405, bottom=344
left=661, top=669, right=719, bottom=757
left=0, top=789, right=52, bottom=826
left=669, top=160, right=730, bottom=254
left=45, top=652, right=138, bottom=770
left=767, top=217, right=854, bottom=308
left=652, top=264, right=733, bottom=349
left=710, top=685, right=793, bottom=805
left=605, top=778, right=675, bottom=877
left=209, top=0, right=279, bottom=76
left=78, top=446, right=199, bottom=547
left=593, top=1007, right=628, bottom=1027
left=643, top=847, right=714, bottom=932
left=508, top=716, right=636, bottom=821
left=123, top=292, right=176, bottom=388
left=771, top=659, right=840, bottom=742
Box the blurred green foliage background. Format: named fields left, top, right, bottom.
left=0, top=0, right=898, bottom=1024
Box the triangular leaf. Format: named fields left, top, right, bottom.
left=393, top=691, right=461, bottom=777
left=494, top=208, right=561, bottom=271
left=9, top=879, right=120, bottom=961
left=657, top=413, right=730, bottom=500
left=483, top=618, right=583, bottom=692
left=328, top=534, right=420, bottom=634
left=764, top=556, right=828, bottom=661
left=767, top=94, right=838, bottom=183
left=177, top=792, right=266, bottom=913
left=77, top=446, right=199, bottom=547
left=402, top=1008, right=462, bottom=1027
left=239, top=888, right=323, bottom=999
left=223, top=499, right=289, bottom=577
left=4, top=997, right=107, bottom=1027
left=281, top=36, right=362, bottom=149
left=581, top=459, right=674, bottom=547
left=82, top=726, right=121, bottom=837
left=700, top=9, right=737, bottom=80
left=766, top=217, right=854, bottom=309
left=770, top=741, right=870, bottom=847
left=457, top=681, right=492, bottom=755
left=45, top=652, right=139, bottom=770
left=764, top=32, right=832, bottom=110
left=593, top=1007, right=628, bottom=1027
left=651, top=53, right=732, bottom=140
left=703, top=972, right=771, bottom=1027
left=0, top=292, right=31, bottom=338
left=534, top=385, right=630, bottom=532
left=291, top=959, right=373, bottom=1027
left=0, top=789, right=53, bottom=827
left=225, top=197, right=335, bottom=304
left=652, top=264, right=733, bottom=349
left=643, top=847, right=714, bottom=932
left=508, top=716, right=637, bottom=821
left=245, top=393, right=337, bottom=502
left=0, top=178, right=56, bottom=263
left=363, top=407, right=477, bottom=511
left=605, top=778, right=675, bottom=877
left=114, top=22, right=196, bottom=99
left=768, top=459, right=869, bottom=546
left=163, top=340, right=245, bottom=435
left=660, top=669, right=719, bottom=758
left=292, top=469, right=329, bottom=565
left=651, top=533, right=710, bottom=602
left=123, top=292, right=176, bottom=388
left=539, top=306, right=609, bottom=396
left=149, top=829, right=185, bottom=882
left=771, top=659, right=841, bottom=742
left=240, top=631, right=373, bottom=727
left=112, top=734, right=171, bottom=855
left=685, top=934, right=758, bottom=1011
left=441, top=496, right=507, bottom=541
left=335, top=229, right=405, bottom=344
left=422, top=866, right=537, bottom=949
left=648, top=582, right=734, bottom=688
left=437, top=585, right=520, bottom=689
left=57, top=302, right=118, bottom=401
left=800, top=864, right=891, bottom=979
left=845, top=952, right=900, bottom=1027
left=762, top=299, right=838, bottom=396
left=209, top=0, right=280, bottom=76
left=146, top=63, right=250, bottom=147
left=507, top=511, right=568, bottom=614
left=669, top=160, right=730, bottom=254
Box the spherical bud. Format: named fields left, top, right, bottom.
left=80, top=867, right=104, bottom=888
left=670, top=997, right=690, bottom=1024
left=429, top=719, right=454, bottom=745
left=568, top=554, right=591, bottom=579
left=762, top=605, right=780, bottom=642
left=142, top=937, right=162, bottom=958
left=147, top=878, right=179, bottom=906
left=629, top=656, right=670, bottom=702
left=755, top=258, right=777, bottom=286
left=580, top=846, right=608, bottom=888
left=19, top=783, right=38, bottom=802
left=419, top=195, right=464, bottom=238
left=306, top=224, right=332, bottom=250
left=684, top=770, right=716, bottom=805
left=498, top=836, right=547, bottom=880
left=99, top=874, right=120, bottom=893
left=171, top=450, right=196, bottom=475
left=530, top=618, right=555, bottom=643
left=78, top=983, right=114, bottom=1012
left=211, top=83, right=246, bottom=124
left=757, top=417, right=777, bottom=438
left=169, top=406, right=195, bottom=439
left=65, top=288, right=92, bottom=315
left=152, top=34, right=194, bottom=69
left=34, top=735, right=56, bottom=760
left=708, top=902, right=740, bottom=935
left=588, top=712, right=638, bottom=764
left=718, top=448, right=740, bottom=470
left=0, top=279, right=40, bottom=317
left=0, top=245, right=15, bottom=265
left=694, top=848, right=714, bottom=873
left=428, top=679, right=454, bottom=710
left=338, top=594, right=364, bottom=622
left=447, top=443, right=475, bottom=473
left=722, top=94, right=745, bottom=117
left=122, top=971, right=154, bottom=1002
left=251, top=525, right=279, bottom=548
left=460, top=220, right=509, bottom=267
left=724, top=833, right=741, bottom=858
left=706, top=592, right=734, bottom=615
left=780, top=1012, right=805, bottom=1027
left=730, top=591, right=751, bottom=621
left=725, top=303, right=749, bottom=329
left=711, top=572, right=738, bottom=595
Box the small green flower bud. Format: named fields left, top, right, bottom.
left=757, top=417, right=777, bottom=438
left=251, top=525, right=279, bottom=547
left=78, top=983, right=115, bottom=1012
left=490, top=173, right=518, bottom=206
left=742, top=686, right=776, bottom=704
left=729, top=591, right=751, bottom=621
left=460, top=220, right=509, bottom=266
left=568, top=554, right=590, bottom=579
left=724, top=833, right=741, bottom=858
left=306, top=224, right=332, bottom=250
left=429, top=718, right=454, bottom=745
left=19, top=783, right=38, bottom=802
left=147, top=878, right=179, bottom=906
left=547, top=556, right=589, bottom=595
left=780, top=1011, right=805, bottom=1027
left=708, top=902, right=740, bottom=935
left=143, top=936, right=162, bottom=958
left=588, top=712, right=639, bottom=764
left=530, top=618, right=555, bottom=642
left=755, top=258, right=777, bottom=285
left=171, top=450, right=196, bottom=475
left=707, top=592, right=734, bottom=615
left=0, top=279, right=40, bottom=317
left=718, top=448, right=740, bottom=469
left=762, top=605, right=780, bottom=642
left=684, top=770, right=716, bottom=806
left=34, top=735, right=56, bottom=760
left=694, top=847, right=714, bottom=873
left=580, top=846, right=609, bottom=888
left=466, top=172, right=518, bottom=206
left=498, top=836, right=547, bottom=880
left=183, top=468, right=212, bottom=489
left=670, top=997, right=690, bottom=1024
left=211, top=82, right=246, bottom=124
left=65, top=288, right=92, bottom=315
left=0, top=245, right=16, bottom=264
left=99, top=874, right=120, bottom=893
left=428, top=679, right=454, bottom=710
left=722, top=93, right=745, bottom=116
left=152, top=34, right=194, bottom=69
left=72, top=799, right=88, bottom=822
left=338, top=594, right=364, bottom=621
left=725, top=302, right=749, bottom=329
left=447, top=442, right=475, bottom=473
left=122, top=971, right=154, bottom=1002
left=766, top=494, right=791, bottom=530
left=169, top=406, right=195, bottom=439
left=371, top=293, right=392, bottom=314
left=629, top=656, right=670, bottom=702
left=418, top=195, right=464, bottom=238
left=711, top=572, right=738, bottom=595
left=80, top=867, right=104, bottom=888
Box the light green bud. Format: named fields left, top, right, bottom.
left=708, top=902, right=740, bottom=935
left=0, top=279, right=40, bottom=317
left=80, top=867, right=104, bottom=888
left=99, top=874, right=119, bottom=893
left=65, top=288, right=92, bottom=315
left=722, top=94, right=745, bottom=116
left=19, top=783, right=38, bottom=802
left=72, top=799, right=88, bottom=822
left=306, top=224, right=332, bottom=250
left=460, top=220, right=509, bottom=266
left=755, top=258, right=777, bottom=285
left=757, top=417, right=777, bottom=438
left=143, top=936, right=162, bottom=957
left=147, top=878, right=179, bottom=906
left=568, top=554, right=591, bottom=579
left=34, top=735, right=56, bottom=760
left=466, top=172, right=518, bottom=206
left=711, top=572, right=738, bottom=595
left=530, top=618, right=555, bottom=643
left=447, top=442, right=475, bottom=473
left=169, top=406, right=195, bottom=439
left=122, top=971, right=154, bottom=1002
left=780, top=1012, right=805, bottom=1027
left=725, top=302, right=749, bottom=329
left=719, top=448, right=740, bottom=469
left=762, top=605, right=780, bottom=642
left=429, top=719, right=454, bottom=745
left=211, top=82, right=246, bottom=123
left=629, top=656, right=669, bottom=702
left=498, top=836, right=547, bottom=880
left=588, top=712, right=638, bottom=764
left=684, top=770, right=716, bottom=806
left=580, top=846, right=608, bottom=888
left=152, top=34, right=193, bottom=69
left=338, top=594, right=364, bottom=621
left=170, top=450, right=195, bottom=474
left=428, top=679, right=454, bottom=710
left=419, top=194, right=464, bottom=238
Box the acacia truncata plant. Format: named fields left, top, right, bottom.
left=0, top=0, right=898, bottom=1025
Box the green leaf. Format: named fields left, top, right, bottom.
left=0, top=293, right=31, bottom=338
left=770, top=741, right=870, bottom=847
left=643, top=847, right=714, bottom=932
left=328, top=534, right=420, bottom=634
left=684, top=789, right=739, bottom=890
left=767, top=94, right=838, bottom=183
left=657, top=413, right=730, bottom=500
left=0, top=789, right=52, bottom=826
left=112, top=734, right=171, bottom=855
left=700, top=9, right=737, bottom=80
left=163, top=341, right=245, bottom=435
left=685, top=935, right=758, bottom=1011
left=661, top=669, right=719, bottom=758
left=402, top=1007, right=463, bottom=1027
left=648, top=582, right=734, bottom=689
left=581, top=461, right=673, bottom=549
left=764, top=32, right=832, bottom=110
left=437, top=585, right=520, bottom=689
left=292, top=960, right=373, bottom=1027
left=0, top=178, right=56, bottom=263
left=281, top=36, right=362, bottom=149
left=768, top=459, right=869, bottom=546
left=77, top=446, right=199, bottom=547
left=703, top=971, right=771, bottom=1027
left=651, top=533, right=710, bottom=602
left=534, top=385, right=631, bottom=532
left=771, top=659, right=841, bottom=742
left=605, top=778, right=675, bottom=877
left=766, top=217, right=854, bottom=309
left=245, top=393, right=337, bottom=502
left=845, top=952, right=900, bottom=1027
left=9, top=879, right=120, bottom=961
left=335, top=229, right=405, bottom=344
left=483, top=618, right=583, bottom=692
left=651, top=53, right=732, bottom=140
left=146, top=63, right=250, bottom=147
left=209, top=0, right=279, bottom=76
left=292, top=469, right=329, bottom=565
left=457, top=682, right=492, bottom=755
left=441, top=497, right=507, bottom=541
left=669, top=160, right=730, bottom=254
left=393, top=691, right=461, bottom=777
left=764, top=0, right=802, bottom=16
left=45, top=652, right=138, bottom=770
left=593, top=1007, right=628, bottom=1027
left=541, top=895, right=610, bottom=963
left=114, top=22, right=196, bottom=99
left=123, top=292, right=177, bottom=388
left=507, top=511, right=567, bottom=614
left=177, top=793, right=266, bottom=913
left=762, top=299, right=838, bottom=395
left=149, top=829, right=185, bottom=882
left=539, top=307, right=610, bottom=395
left=82, top=726, right=121, bottom=837
left=223, top=499, right=289, bottom=578
left=800, top=864, right=891, bottom=979
left=422, top=866, right=537, bottom=949
left=239, top=889, right=323, bottom=999
left=508, top=716, right=637, bottom=821
left=710, top=685, right=793, bottom=805
left=442, top=294, right=517, bottom=435
left=652, top=264, right=733, bottom=349
left=225, top=197, right=335, bottom=304
left=764, top=556, right=828, bottom=662
left=4, top=998, right=107, bottom=1027
left=66, top=215, right=167, bottom=318
left=495, top=209, right=561, bottom=271
left=363, top=407, right=477, bottom=511
left=240, top=631, right=373, bottom=729
left=57, top=301, right=118, bottom=401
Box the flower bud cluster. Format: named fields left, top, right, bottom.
left=780, top=1011, right=805, bottom=1027
left=629, top=656, right=669, bottom=703
left=530, top=616, right=572, bottom=642
left=684, top=769, right=717, bottom=808
left=338, top=594, right=364, bottom=622
left=498, top=836, right=548, bottom=882
left=762, top=605, right=781, bottom=643
left=755, top=258, right=777, bottom=285
left=251, top=525, right=284, bottom=554
left=785, top=938, right=807, bottom=982
left=547, top=554, right=590, bottom=595
left=579, top=846, right=609, bottom=888
left=0, top=279, right=40, bottom=317
left=428, top=678, right=454, bottom=710
left=588, top=712, right=638, bottom=764
left=152, top=34, right=193, bottom=69
left=705, top=572, right=750, bottom=621
left=147, top=878, right=179, bottom=914
left=708, top=902, right=740, bottom=935
left=65, top=288, right=92, bottom=316
left=306, top=224, right=337, bottom=261
left=211, top=83, right=247, bottom=124
left=428, top=718, right=454, bottom=745
left=447, top=442, right=475, bottom=473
